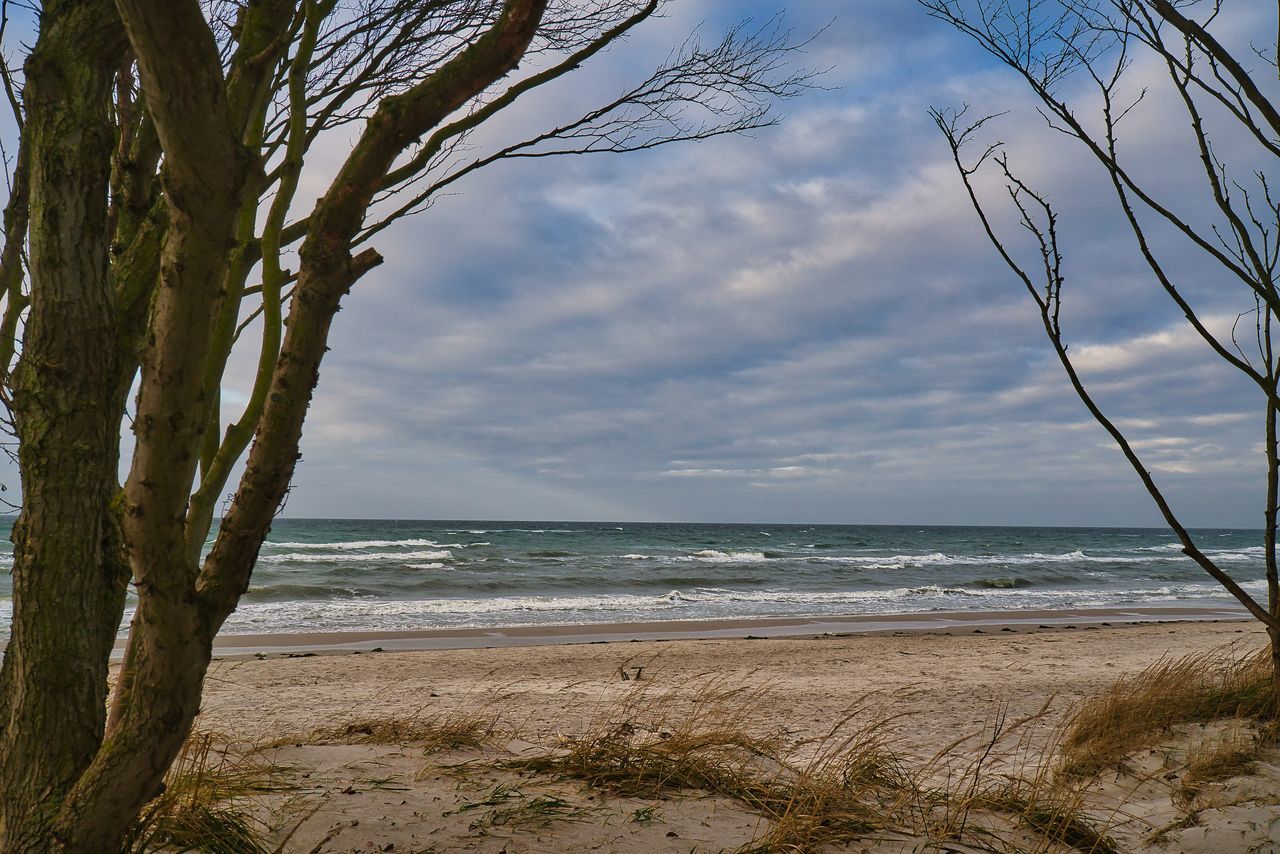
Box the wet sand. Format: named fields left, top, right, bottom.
left=202, top=603, right=1248, bottom=656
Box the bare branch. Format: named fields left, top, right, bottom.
left=359, top=13, right=818, bottom=241
left=934, top=105, right=1280, bottom=631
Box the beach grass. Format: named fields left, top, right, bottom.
left=154, top=703, right=1127, bottom=854
left=174, top=631, right=1280, bottom=852
left=505, top=682, right=785, bottom=800
left=444, top=783, right=599, bottom=830
left=1175, top=722, right=1262, bottom=804
left=302, top=706, right=500, bottom=753
left=1059, top=645, right=1274, bottom=777
left=491, top=680, right=1127, bottom=852
left=123, top=732, right=297, bottom=854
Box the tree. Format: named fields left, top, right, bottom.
left=926, top=0, right=1280, bottom=685
left=0, top=1, right=811, bottom=848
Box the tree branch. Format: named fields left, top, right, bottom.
left=935, top=107, right=1280, bottom=632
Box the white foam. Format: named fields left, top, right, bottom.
left=690, top=549, right=768, bottom=562
left=1129, top=543, right=1269, bottom=562
left=1201, top=546, right=1269, bottom=561
left=455, top=529, right=584, bottom=534
left=265, top=538, right=443, bottom=550
left=261, top=549, right=453, bottom=563
left=215, top=576, right=1253, bottom=635
left=1133, top=543, right=1186, bottom=553
left=803, top=549, right=1188, bottom=567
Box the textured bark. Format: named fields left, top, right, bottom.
left=1270, top=628, right=1280, bottom=707
left=39, top=4, right=294, bottom=847
left=0, top=1, right=127, bottom=847
left=0, top=138, right=30, bottom=385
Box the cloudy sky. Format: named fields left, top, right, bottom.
left=221, top=1, right=1274, bottom=526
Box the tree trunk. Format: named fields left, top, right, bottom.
left=0, top=1, right=127, bottom=847
left=30, top=2, right=277, bottom=844
left=1269, top=628, right=1280, bottom=711
left=49, top=600, right=214, bottom=851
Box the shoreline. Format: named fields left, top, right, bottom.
left=199, top=603, right=1249, bottom=656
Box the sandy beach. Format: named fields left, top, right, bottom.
left=185, top=612, right=1280, bottom=852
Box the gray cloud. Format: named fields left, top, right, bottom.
left=147, top=2, right=1280, bottom=527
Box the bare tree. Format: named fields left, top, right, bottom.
left=925, top=0, right=1280, bottom=685
left=0, top=0, right=812, bottom=847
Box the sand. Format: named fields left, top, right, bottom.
left=192, top=613, right=1280, bottom=852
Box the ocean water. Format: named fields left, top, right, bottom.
left=0, top=519, right=1269, bottom=635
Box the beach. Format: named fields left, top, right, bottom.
left=192, top=612, right=1280, bottom=852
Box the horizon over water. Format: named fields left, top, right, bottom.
left=0, top=519, right=1267, bottom=636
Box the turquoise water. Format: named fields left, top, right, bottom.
left=0, top=519, right=1268, bottom=635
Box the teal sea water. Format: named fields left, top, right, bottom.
left=0, top=520, right=1267, bottom=635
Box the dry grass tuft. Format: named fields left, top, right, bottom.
left=740, top=712, right=918, bottom=851
left=1176, top=723, right=1261, bottom=803
left=508, top=682, right=784, bottom=800
left=305, top=707, right=499, bottom=752
left=444, top=783, right=597, bottom=830
left=907, top=703, right=1120, bottom=854
left=1060, top=646, right=1274, bottom=777
left=978, top=780, right=1119, bottom=854
left=505, top=681, right=1122, bottom=853
left=123, top=732, right=295, bottom=854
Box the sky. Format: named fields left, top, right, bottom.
left=250, top=0, right=1274, bottom=527
left=12, top=0, right=1273, bottom=528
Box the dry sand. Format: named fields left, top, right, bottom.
left=193, top=615, right=1280, bottom=852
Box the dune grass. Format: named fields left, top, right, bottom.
left=497, top=681, right=1122, bottom=853
left=505, top=683, right=902, bottom=846
left=122, top=732, right=296, bottom=854
left=303, top=706, right=500, bottom=752
left=444, top=783, right=598, bottom=830
left=976, top=780, right=1118, bottom=854
left=162, top=685, right=1126, bottom=853
left=739, top=713, right=919, bottom=851
left=507, top=683, right=785, bottom=802
left=162, top=642, right=1279, bottom=852
left=1059, top=646, right=1274, bottom=778
left=1175, top=723, right=1263, bottom=804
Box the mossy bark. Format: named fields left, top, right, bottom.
left=0, top=1, right=127, bottom=847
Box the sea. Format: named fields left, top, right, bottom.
left=0, top=519, right=1270, bottom=636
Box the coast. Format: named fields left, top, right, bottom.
left=189, top=612, right=1280, bottom=852
left=201, top=603, right=1249, bottom=656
